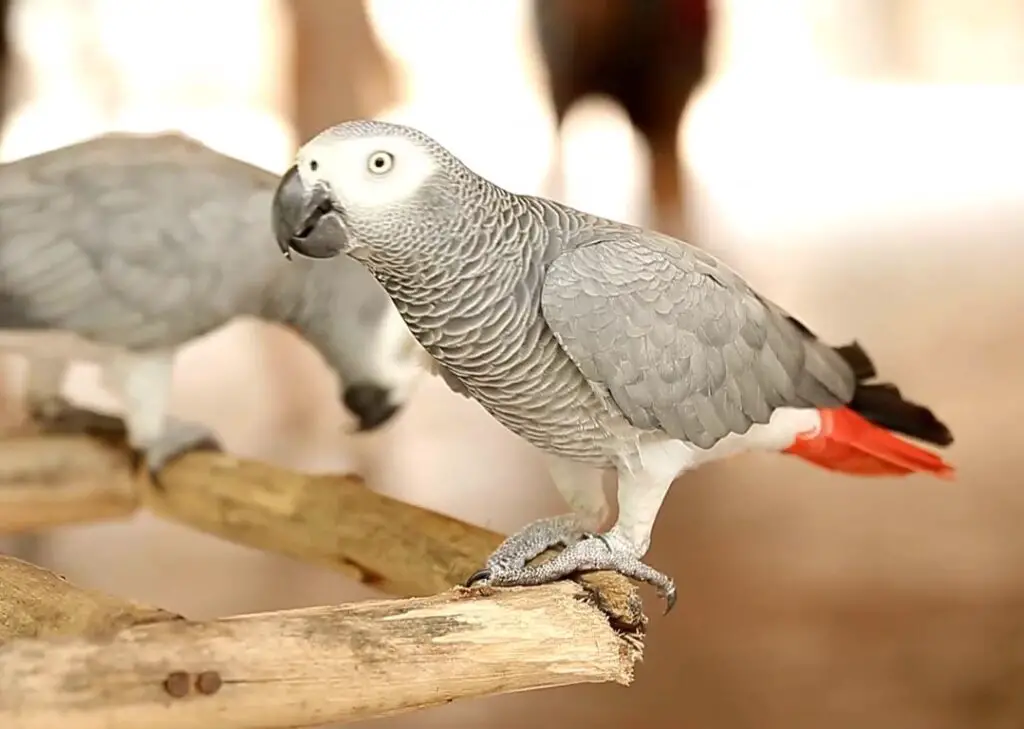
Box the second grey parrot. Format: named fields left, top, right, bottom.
left=272, top=120, right=955, bottom=610
left=0, top=131, right=426, bottom=477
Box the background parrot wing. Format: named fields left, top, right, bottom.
left=0, top=133, right=276, bottom=350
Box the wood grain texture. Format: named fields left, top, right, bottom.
left=0, top=430, right=646, bottom=615
left=0, top=570, right=644, bottom=729
left=0, top=556, right=181, bottom=642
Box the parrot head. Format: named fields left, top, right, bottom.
left=273, top=119, right=477, bottom=271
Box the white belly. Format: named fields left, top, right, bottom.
left=621, top=406, right=824, bottom=477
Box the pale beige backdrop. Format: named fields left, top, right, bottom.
left=2, top=1, right=1024, bottom=727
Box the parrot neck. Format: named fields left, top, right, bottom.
left=367, top=197, right=556, bottom=369
left=362, top=184, right=524, bottom=305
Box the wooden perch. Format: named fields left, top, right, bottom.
left=139, top=449, right=500, bottom=597
left=0, top=431, right=137, bottom=533
left=0, top=556, right=181, bottom=643
left=0, top=556, right=643, bottom=729
left=0, top=429, right=645, bottom=616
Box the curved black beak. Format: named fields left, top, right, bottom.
left=272, top=164, right=347, bottom=260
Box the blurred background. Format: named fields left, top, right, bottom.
left=2, top=0, right=1024, bottom=727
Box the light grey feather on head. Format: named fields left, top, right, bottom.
left=293, top=120, right=528, bottom=278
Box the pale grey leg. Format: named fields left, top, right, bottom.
left=102, top=351, right=222, bottom=483
left=470, top=442, right=686, bottom=613
left=466, top=455, right=609, bottom=586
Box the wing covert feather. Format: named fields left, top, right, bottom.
left=540, top=232, right=856, bottom=448
left=0, top=133, right=278, bottom=349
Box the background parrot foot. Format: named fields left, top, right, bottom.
left=464, top=514, right=590, bottom=587
left=469, top=527, right=677, bottom=614
left=137, top=419, right=222, bottom=490
left=28, top=396, right=128, bottom=440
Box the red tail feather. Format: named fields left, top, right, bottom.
left=783, top=408, right=955, bottom=479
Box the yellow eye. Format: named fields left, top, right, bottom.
left=367, top=151, right=394, bottom=175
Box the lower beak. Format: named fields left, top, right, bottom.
left=272, top=164, right=347, bottom=260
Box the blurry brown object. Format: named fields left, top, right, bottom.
left=533, top=0, right=711, bottom=239
left=287, top=0, right=399, bottom=144
left=0, top=555, right=641, bottom=729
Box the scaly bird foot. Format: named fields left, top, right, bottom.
left=135, top=418, right=222, bottom=490
left=463, top=514, right=592, bottom=588
left=467, top=523, right=676, bottom=614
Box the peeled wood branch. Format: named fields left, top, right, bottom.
left=0, top=562, right=643, bottom=729
left=0, top=430, right=644, bottom=614
left=0, top=428, right=499, bottom=595
left=0, top=556, right=181, bottom=643
left=138, top=449, right=501, bottom=598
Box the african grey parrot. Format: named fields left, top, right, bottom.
left=271, top=120, right=955, bottom=610
left=0, top=130, right=426, bottom=478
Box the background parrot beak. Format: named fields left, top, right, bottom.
left=272, top=164, right=347, bottom=260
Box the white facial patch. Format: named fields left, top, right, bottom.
left=296, top=134, right=436, bottom=213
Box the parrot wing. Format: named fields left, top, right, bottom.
left=540, top=230, right=857, bottom=448
left=0, top=132, right=276, bottom=350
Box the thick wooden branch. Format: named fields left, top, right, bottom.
left=0, top=557, right=643, bottom=729
left=0, top=431, right=644, bottom=617
left=139, top=449, right=500, bottom=598
left=0, top=556, right=181, bottom=643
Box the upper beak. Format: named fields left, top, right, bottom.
left=272, top=164, right=347, bottom=260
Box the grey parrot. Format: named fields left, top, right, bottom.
left=271, top=120, right=955, bottom=610
left=0, top=131, right=426, bottom=479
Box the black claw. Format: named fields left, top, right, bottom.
left=148, top=464, right=168, bottom=492
left=584, top=532, right=613, bottom=550
left=663, top=585, right=678, bottom=615
left=464, top=568, right=492, bottom=587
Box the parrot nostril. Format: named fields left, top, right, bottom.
left=343, top=384, right=400, bottom=431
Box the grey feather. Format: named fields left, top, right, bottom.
left=0, top=131, right=413, bottom=397
left=541, top=230, right=855, bottom=448
left=283, top=119, right=863, bottom=460
left=0, top=132, right=277, bottom=349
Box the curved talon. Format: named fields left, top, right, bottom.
left=464, top=568, right=492, bottom=587
left=128, top=449, right=145, bottom=474
left=663, top=584, right=678, bottom=615
left=583, top=532, right=612, bottom=550
left=148, top=465, right=168, bottom=492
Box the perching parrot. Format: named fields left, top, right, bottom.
left=0, top=130, right=425, bottom=479
left=271, top=120, right=955, bottom=610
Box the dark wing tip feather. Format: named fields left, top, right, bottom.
left=784, top=317, right=950, bottom=447
left=850, top=383, right=954, bottom=447
left=834, top=340, right=877, bottom=381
